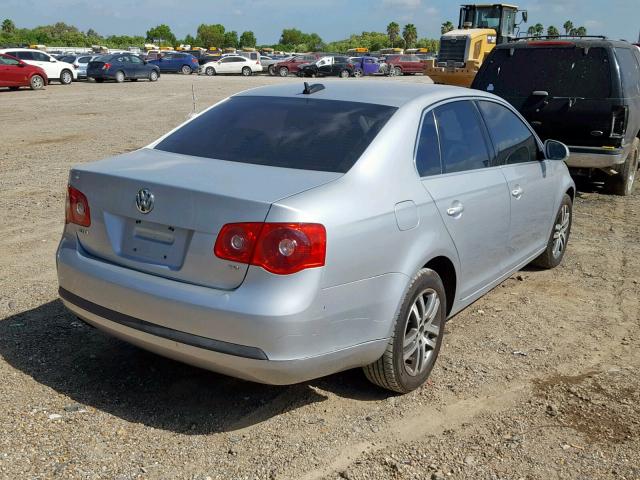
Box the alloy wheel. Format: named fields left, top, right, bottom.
left=31, top=75, right=44, bottom=89
left=552, top=204, right=570, bottom=258
left=403, top=288, right=441, bottom=377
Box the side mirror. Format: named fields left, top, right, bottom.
left=50, top=58, right=56, bottom=63
left=544, top=139, right=569, bottom=161
left=522, top=11, right=528, bottom=23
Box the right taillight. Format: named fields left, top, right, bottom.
left=610, top=105, right=628, bottom=138
left=102, top=63, right=111, bottom=70
left=214, top=222, right=326, bottom=275
left=65, top=185, right=91, bottom=227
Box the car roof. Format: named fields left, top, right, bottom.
left=234, top=81, right=497, bottom=108
left=496, top=38, right=633, bottom=50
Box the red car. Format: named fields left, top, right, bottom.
left=0, top=53, right=47, bottom=90
left=385, top=54, right=425, bottom=76
left=273, top=54, right=323, bottom=77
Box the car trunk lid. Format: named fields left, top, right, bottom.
left=69, top=148, right=341, bottom=290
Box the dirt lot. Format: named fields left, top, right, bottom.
left=0, top=74, right=639, bottom=480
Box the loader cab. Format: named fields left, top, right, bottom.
left=459, top=4, right=525, bottom=43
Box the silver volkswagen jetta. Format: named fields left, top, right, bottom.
left=57, top=81, right=575, bottom=393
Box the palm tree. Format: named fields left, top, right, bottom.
left=2, top=18, right=15, bottom=33
left=563, top=20, right=573, bottom=35
left=534, top=23, right=544, bottom=37
left=441, top=21, right=455, bottom=35
left=575, top=26, right=587, bottom=36
left=527, top=26, right=535, bottom=36
left=387, top=22, right=400, bottom=47
left=547, top=26, right=560, bottom=38
left=402, top=24, right=417, bottom=49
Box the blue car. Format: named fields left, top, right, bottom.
left=87, top=54, right=160, bottom=83
left=148, top=52, right=200, bottom=74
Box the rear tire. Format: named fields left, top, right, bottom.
left=353, top=68, right=363, bottom=78
left=149, top=70, right=159, bottom=82
left=279, top=66, right=289, bottom=77
left=531, top=193, right=572, bottom=269
left=268, top=65, right=276, bottom=76
left=606, top=138, right=639, bottom=196
left=205, top=66, right=216, bottom=76
left=115, top=71, right=125, bottom=83
left=181, top=65, right=192, bottom=75
left=30, top=74, right=45, bottom=90
left=392, top=66, right=402, bottom=76
left=364, top=268, right=446, bottom=393
left=339, top=69, right=350, bottom=78
left=241, top=66, right=252, bottom=76
left=59, top=69, right=73, bottom=85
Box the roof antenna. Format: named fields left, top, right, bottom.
left=303, top=82, right=325, bottom=95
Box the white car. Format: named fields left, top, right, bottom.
left=200, top=55, right=263, bottom=76
left=0, top=48, right=77, bottom=84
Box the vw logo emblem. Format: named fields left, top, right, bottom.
left=135, top=188, right=154, bottom=214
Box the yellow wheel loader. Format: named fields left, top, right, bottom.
left=425, top=4, right=527, bottom=87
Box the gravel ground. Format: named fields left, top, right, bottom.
left=0, top=74, right=638, bottom=480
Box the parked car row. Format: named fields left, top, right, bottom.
left=0, top=48, right=77, bottom=85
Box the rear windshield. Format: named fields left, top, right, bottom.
left=475, top=46, right=612, bottom=98
left=155, top=96, right=397, bottom=173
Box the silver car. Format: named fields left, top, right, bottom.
left=57, top=82, right=575, bottom=393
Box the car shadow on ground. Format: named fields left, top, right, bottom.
left=0, top=300, right=392, bottom=434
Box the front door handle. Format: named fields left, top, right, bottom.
left=511, top=185, right=524, bottom=199
left=447, top=202, right=464, bottom=217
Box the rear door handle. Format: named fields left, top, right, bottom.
left=446, top=203, right=464, bottom=217
left=511, top=186, right=524, bottom=199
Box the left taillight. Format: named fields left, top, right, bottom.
left=214, top=222, right=326, bottom=275
left=65, top=185, right=91, bottom=227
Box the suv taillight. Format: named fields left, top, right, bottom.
left=610, top=105, right=628, bottom=139
left=102, top=63, right=111, bottom=70
left=214, top=223, right=326, bottom=275
left=65, top=186, right=91, bottom=227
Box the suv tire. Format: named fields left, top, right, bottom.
left=606, top=138, right=639, bottom=196
left=532, top=193, right=572, bottom=269
left=364, top=268, right=446, bottom=393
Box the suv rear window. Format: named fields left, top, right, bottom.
left=475, top=46, right=612, bottom=98
left=155, top=96, right=397, bottom=173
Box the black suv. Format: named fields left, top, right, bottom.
left=472, top=38, right=640, bottom=195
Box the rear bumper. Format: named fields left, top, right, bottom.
left=56, top=236, right=404, bottom=384
left=565, top=145, right=629, bottom=168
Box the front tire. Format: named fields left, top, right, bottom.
left=531, top=193, right=572, bottom=269
left=353, top=68, right=363, bottom=78
left=205, top=66, right=216, bottom=76
left=30, top=74, right=45, bottom=90
left=241, top=66, right=252, bottom=76
left=279, top=66, right=289, bottom=77
left=149, top=70, right=159, bottom=82
left=181, top=65, right=192, bottom=75
left=115, top=71, right=125, bottom=83
left=339, top=69, right=350, bottom=78
left=268, top=65, right=276, bottom=76
left=59, top=69, right=73, bottom=85
left=606, top=138, right=639, bottom=196
left=364, top=268, right=446, bottom=393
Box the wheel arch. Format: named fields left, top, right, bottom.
left=422, top=256, right=457, bottom=316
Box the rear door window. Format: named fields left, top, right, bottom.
left=33, top=52, right=50, bottom=62
left=434, top=101, right=491, bottom=173
left=477, top=101, right=539, bottom=164
left=155, top=96, right=397, bottom=173
left=476, top=46, right=612, bottom=98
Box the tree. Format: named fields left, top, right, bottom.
left=575, top=26, right=587, bottom=36
left=239, top=31, right=256, bottom=48
left=146, top=24, right=176, bottom=46
left=387, top=22, right=400, bottom=46
left=533, top=23, right=544, bottom=37
left=547, top=25, right=560, bottom=38
left=2, top=18, right=16, bottom=33
left=280, top=28, right=305, bottom=46
left=441, top=21, right=454, bottom=35
left=196, top=23, right=225, bottom=49
left=86, top=28, right=100, bottom=38
left=183, top=34, right=196, bottom=46
left=223, top=30, right=238, bottom=48
left=527, top=26, right=535, bottom=36
left=402, top=24, right=417, bottom=49
left=563, top=20, right=573, bottom=35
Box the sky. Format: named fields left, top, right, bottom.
left=1, top=0, right=638, bottom=44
